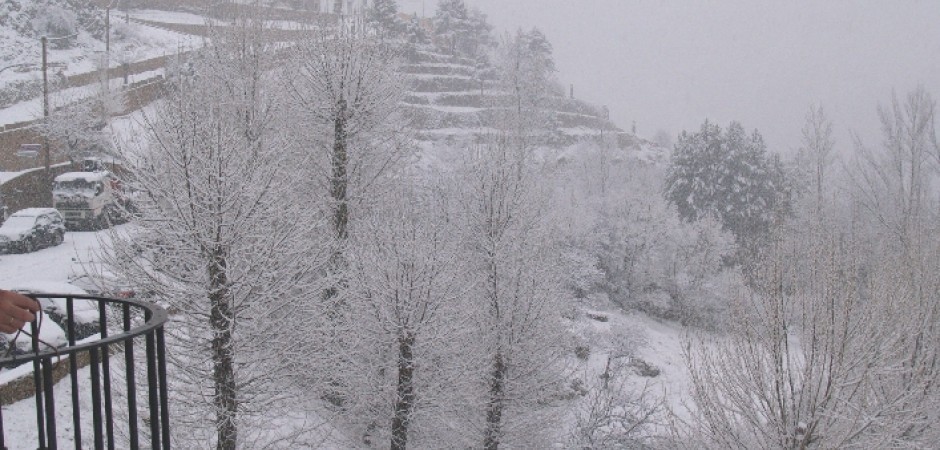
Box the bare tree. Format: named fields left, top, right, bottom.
left=568, top=353, right=663, bottom=448
left=798, top=103, right=836, bottom=219
left=341, top=179, right=472, bottom=449
left=454, top=135, right=568, bottom=449
left=850, top=87, right=938, bottom=253
left=102, top=18, right=328, bottom=449
left=40, top=76, right=115, bottom=162
left=285, top=24, right=412, bottom=299
left=681, top=230, right=940, bottom=448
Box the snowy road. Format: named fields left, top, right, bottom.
left=0, top=228, right=115, bottom=290
left=0, top=226, right=123, bottom=449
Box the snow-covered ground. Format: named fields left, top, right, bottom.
left=128, top=9, right=218, bottom=26
left=0, top=20, right=191, bottom=92
left=0, top=68, right=165, bottom=128
left=0, top=217, right=694, bottom=446
left=0, top=228, right=112, bottom=289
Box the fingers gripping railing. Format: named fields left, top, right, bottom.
left=0, top=294, right=170, bottom=450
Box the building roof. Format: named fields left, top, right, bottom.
left=54, top=171, right=111, bottom=183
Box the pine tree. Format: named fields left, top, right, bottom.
left=664, top=120, right=791, bottom=253
left=432, top=0, right=492, bottom=57
left=366, top=0, right=403, bottom=37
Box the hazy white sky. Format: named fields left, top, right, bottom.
left=400, top=0, right=940, bottom=154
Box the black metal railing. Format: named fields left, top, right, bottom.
left=0, top=294, right=170, bottom=449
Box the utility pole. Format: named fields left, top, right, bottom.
left=106, top=6, right=110, bottom=53
left=42, top=36, right=50, bottom=174
left=105, top=6, right=111, bottom=98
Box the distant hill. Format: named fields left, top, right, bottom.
left=400, top=46, right=668, bottom=162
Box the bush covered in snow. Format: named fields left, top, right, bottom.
left=31, top=6, right=78, bottom=47
left=2, top=0, right=103, bottom=46
left=552, top=142, right=739, bottom=328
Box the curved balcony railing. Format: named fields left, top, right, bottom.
left=0, top=294, right=170, bottom=450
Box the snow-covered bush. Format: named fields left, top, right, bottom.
left=553, top=143, right=739, bottom=328
left=109, top=19, right=139, bottom=43
left=31, top=6, right=78, bottom=48
left=593, top=187, right=736, bottom=328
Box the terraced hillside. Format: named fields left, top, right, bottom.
left=401, top=48, right=655, bottom=154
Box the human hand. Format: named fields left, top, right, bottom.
left=0, top=289, right=40, bottom=334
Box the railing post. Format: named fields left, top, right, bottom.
left=67, top=297, right=83, bottom=447
left=157, top=327, right=171, bottom=449
left=99, top=301, right=115, bottom=450
left=145, top=319, right=161, bottom=449
left=42, top=355, right=57, bottom=449
left=30, top=320, right=47, bottom=450
left=123, top=303, right=139, bottom=450
left=90, top=346, right=105, bottom=450
left=0, top=294, right=168, bottom=450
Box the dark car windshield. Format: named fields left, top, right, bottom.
left=55, top=179, right=102, bottom=195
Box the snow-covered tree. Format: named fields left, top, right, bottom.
left=553, top=149, right=737, bottom=326
left=797, top=103, right=836, bottom=217
left=40, top=94, right=109, bottom=162
left=19, top=0, right=104, bottom=44
left=849, top=87, right=939, bottom=254
left=365, top=0, right=404, bottom=38
left=341, top=180, right=471, bottom=449
left=31, top=5, right=78, bottom=47
left=432, top=0, right=492, bottom=58
left=483, top=27, right=558, bottom=150
left=682, top=228, right=940, bottom=448
left=285, top=25, right=412, bottom=296
left=454, top=136, right=568, bottom=449
left=568, top=365, right=662, bottom=448
left=102, top=19, right=326, bottom=449
left=664, top=120, right=792, bottom=255
left=403, top=14, right=429, bottom=47
left=40, top=60, right=121, bottom=161
left=498, top=27, right=555, bottom=109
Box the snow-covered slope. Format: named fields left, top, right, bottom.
left=0, top=1, right=193, bottom=112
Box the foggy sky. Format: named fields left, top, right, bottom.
left=400, top=0, right=940, bottom=155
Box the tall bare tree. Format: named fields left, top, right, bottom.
left=285, top=25, right=411, bottom=294
left=850, top=87, right=938, bottom=253
left=341, top=179, right=471, bottom=449
left=798, top=103, right=836, bottom=219
left=454, top=135, right=567, bottom=449
left=103, top=18, right=327, bottom=449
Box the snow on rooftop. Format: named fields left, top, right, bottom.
left=0, top=162, right=72, bottom=185
left=129, top=9, right=219, bottom=25
left=54, top=171, right=110, bottom=182
left=9, top=207, right=58, bottom=217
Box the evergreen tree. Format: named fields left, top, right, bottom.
left=664, top=121, right=791, bottom=252
left=366, top=0, right=403, bottom=37
left=433, top=0, right=492, bottom=57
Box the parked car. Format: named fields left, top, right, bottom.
left=0, top=208, right=66, bottom=253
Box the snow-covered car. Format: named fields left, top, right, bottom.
left=0, top=208, right=66, bottom=254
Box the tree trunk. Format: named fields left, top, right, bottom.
left=390, top=333, right=416, bottom=450
left=483, top=350, right=506, bottom=450
left=331, top=97, right=349, bottom=242
left=209, top=251, right=237, bottom=450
